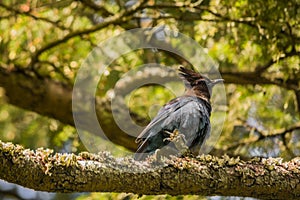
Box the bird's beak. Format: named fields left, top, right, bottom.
left=212, top=79, right=224, bottom=85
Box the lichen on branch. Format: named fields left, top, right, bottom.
left=0, top=140, right=299, bottom=199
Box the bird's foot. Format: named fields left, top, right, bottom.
left=163, top=129, right=189, bottom=156
left=164, top=129, right=181, bottom=141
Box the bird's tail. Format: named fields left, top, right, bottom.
left=134, top=140, right=150, bottom=160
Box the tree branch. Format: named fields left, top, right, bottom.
left=0, top=67, right=299, bottom=152
left=219, top=71, right=299, bottom=90
left=295, top=90, right=300, bottom=114
left=223, top=121, right=300, bottom=153
left=0, top=2, right=70, bottom=30
left=0, top=67, right=139, bottom=151
left=0, top=140, right=299, bottom=199
left=255, top=49, right=300, bottom=74
left=31, top=0, right=147, bottom=64
left=78, top=0, right=113, bottom=17
left=141, top=3, right=258, bottom=28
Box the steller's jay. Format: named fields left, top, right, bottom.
left=134, top=66, right=223, bottom=160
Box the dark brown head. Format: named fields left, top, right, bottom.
left=178, top=66, right=223, bottom=102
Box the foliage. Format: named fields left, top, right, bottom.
left=0, top=0, right=299, bottom=199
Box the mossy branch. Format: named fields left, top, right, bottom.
left=0, top=140, right=300, bottom=199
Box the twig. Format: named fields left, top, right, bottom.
left=224, top=120, right=300, bottom=152
left=31, top=0, right=147, bottom=65
left=0, top=2, right=70, bottom=30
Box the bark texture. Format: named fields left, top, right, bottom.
left=0, top=140, right=299, bottom=199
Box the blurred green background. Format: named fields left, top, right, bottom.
left=0, top=0, right=299, bottom=199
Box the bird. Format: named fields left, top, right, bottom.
left=134, top=66, right=224, bottom=160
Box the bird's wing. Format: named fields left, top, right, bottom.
left=134, top=96, right=191, bottom=158
left=135, top=96, right=183, bottom=143
left=135, top=96, right=210, bottom=149
left=174, top=97, right=211, bottom=148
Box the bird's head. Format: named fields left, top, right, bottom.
left=178, top=66, right=224, bottom=101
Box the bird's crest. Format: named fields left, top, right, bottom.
left=178, top=66, right=223, bottom=102
left=178, top=66, right=209, bottom=87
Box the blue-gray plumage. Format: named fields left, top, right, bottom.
left=134, top=67, right=223, bottom=160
